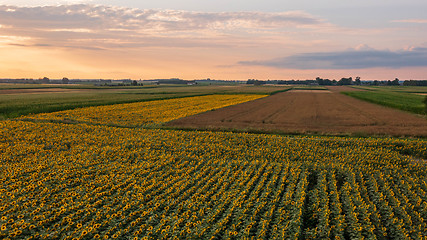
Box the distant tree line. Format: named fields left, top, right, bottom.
left=403, top=80, right=427, bottom=86
left=0, top=77, right=71, bottom=84
left=369, top=78, right=400, bottom=86
left=0, top=78, right=145, bottom=86
left=246, top=77, right=361, bottom=86
left=247, top=79, right=319, bottom=85
left=314, top=77, right=336, bottom=85
left=246, top=77, right=427, bottom=87
left=153, top=79, right=196, bottom=85
left=0, top=77, right=53, bottom=84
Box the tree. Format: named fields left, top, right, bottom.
left=40, top=77, right=50, bottom=84
left=392, top=78, right=400, bottom=86
left=132, top=80, right=138, bottom=86
left=62, top=77, right=69, bottom=84
left=355, top=76, right=361, bottom=85
left=316, top=77, right=324, bottom=85
left=338, top=77, right=352, bottom=85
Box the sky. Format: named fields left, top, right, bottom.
left=0, top=0, right=427, bottom=80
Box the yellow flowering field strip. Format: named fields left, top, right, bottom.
left=21, top=94, right=266, bottom=127
left=1, top=120, right=426, bottom=239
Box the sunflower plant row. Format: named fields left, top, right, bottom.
left=1, top=94, right=427, bottom=239
left=20, top=94, right=266, bottom=127
left=1, top=117, right=427, bottom=239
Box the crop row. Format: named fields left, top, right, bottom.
left=20, top=94, right=266, bottom=127
left=1, top=119, right=426, bottom=239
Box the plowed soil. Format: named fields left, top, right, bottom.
left=167, top=87, right=427, bottom=137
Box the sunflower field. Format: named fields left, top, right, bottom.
left=20, top=95, right=266, bottom=128
left=1, top=94, right=426, bottom=240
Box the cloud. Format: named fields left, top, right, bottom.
left=0, top=1, right=94, bottom=7
left=392, top=19, right=427, bottom=24
left=0, top=4, right=327, bottom=50
left=239, top=47, right=427, bottom=69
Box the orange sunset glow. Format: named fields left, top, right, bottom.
left=1, top=2, right=427, bottom=80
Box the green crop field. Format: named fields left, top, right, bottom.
left=343, top=86, right=426, bottom=115
left=352, top=86, right=427, bottom=94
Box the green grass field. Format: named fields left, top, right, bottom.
left=352, top=85, right=427, bottom=94
left=0, top=84, right=290, bottom=120
left=343, top=86, right=426, bottom=115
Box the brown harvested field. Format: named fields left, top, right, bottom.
left=289, top=89, right=331, bottom=93
left=167, top=87, right=427, bottom=137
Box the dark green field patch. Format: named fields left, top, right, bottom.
left=343, top=90, right=426, bottom=115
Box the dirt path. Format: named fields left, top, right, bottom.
left=167, top=87, right=427, bottom=137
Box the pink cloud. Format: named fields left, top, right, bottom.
left=239, top=47, right=427, bottom=69
left=0, top=4, right=330, bottom=50
left=392, top=19, right=427, bottom=24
